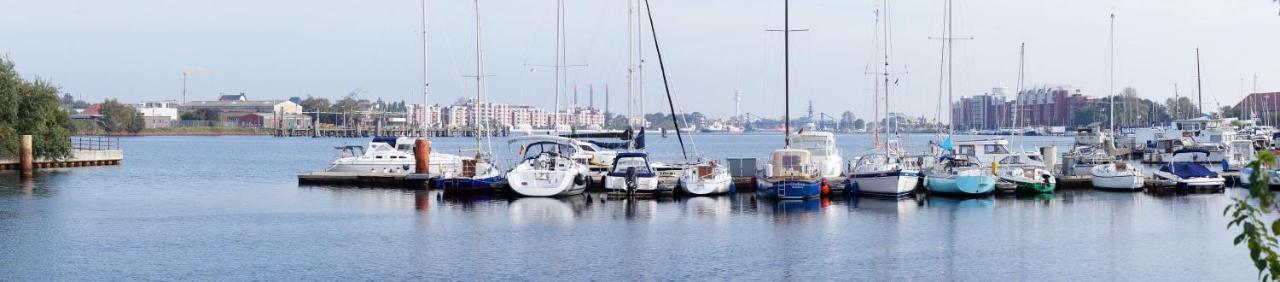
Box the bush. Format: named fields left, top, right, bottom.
left=0, top=57, right=72, bottom=160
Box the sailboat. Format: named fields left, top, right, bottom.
left=924, top=0, right=996, bottom=196
left=846, top=6, right=921, bottom=197
left=436, top=0, right=504, bottom=192
left=1089, top=14, right=1143, bottom=191
left=504, top=0, right=589, bottom=197
left=628, top=0, right=732, bottom=196
left=755, top=0, right=823, bottom=200
left=993, top=43, right=1056, bottom=194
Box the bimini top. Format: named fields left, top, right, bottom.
left=608, top=152, right=655, bottom=177
left=770, top=148, right=813, bottom=178
left=1171, top=148, right=1212, bottom=157
left=508, top=135, right=580, bottom=146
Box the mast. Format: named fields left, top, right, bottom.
left=946, top=0, right=953, bottom=136
left=1195, top=48, right=1204, bottom=117
left=872, top=8, right=881, bottom=149
left=1174, top=83, right=1180, bottom=120
left=641, top=0, right=688, bottom=162
left=1108, top=13, right=1115, bottom=132
left=1017, top=42, right=1026, bottom=149
left=420, top=0, right=430, bottom=133
left=882, top=0, right=892, bottom=150
left=627, top=0, right=635, bottom=128
left=553, top=0, right=564, bottom=133
left=784, top=0, right=791, bottom=147
left=472, top=0, right=484, bottom=155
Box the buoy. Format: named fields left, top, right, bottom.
left=821, top=178, right=830, bottom=195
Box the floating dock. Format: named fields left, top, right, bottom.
left=297, top=172, right=432, bottom=189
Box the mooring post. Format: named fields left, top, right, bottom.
left=414, top=138, right=430, bottom=176
left=20, top=135, right=33, bottom=178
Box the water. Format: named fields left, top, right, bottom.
left=0, top=134, right=1254, bottom=280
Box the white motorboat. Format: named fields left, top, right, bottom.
left=506, top=136, right=591, bottom=197
left=1241, top=166, right=1280, bottom=187
left=1090, top=161, right=1143, bottom=191
left=1151, top=151, right=1226, bottom=189
left=326, top=137, right=465, bottom=175
left=1225, top=140, right=1256, bottom=172
left=788, top=130, right=843, bottom=178
left=846, top=146, right=921, bottom=197
left=678, top=160, right=733, bottom=195
left=995, top=153, right=1057, bottom=194
left=604, top=152, right=661, bottom=194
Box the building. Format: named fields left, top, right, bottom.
left=180, top=93, right=302, bottom=121
left=951, top=86, right=1095, bottom=130
left=135, top=100, right=180, bottom=128
left=1234, top=92, right=1280, bottom=118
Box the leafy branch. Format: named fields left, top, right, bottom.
left=1226, top=150, right=1280, bottom=280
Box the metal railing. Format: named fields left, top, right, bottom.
left=71, top=136, right=119, bottom=151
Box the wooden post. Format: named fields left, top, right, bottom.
left=414, top=139, right=430, bottom=175
left=20, top=135, right=33, bottom=178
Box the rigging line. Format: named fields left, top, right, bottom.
left=642, top=0, right=688, bottom=162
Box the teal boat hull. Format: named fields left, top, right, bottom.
left=927, top=175, right=996, bottom=196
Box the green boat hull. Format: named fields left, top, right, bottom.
left=1002, top=177, right=1055, bottom=194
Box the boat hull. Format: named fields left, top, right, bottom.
left=1090, top=165, right=1144, bottom=191
left=437, top=175, right=506, bottom=192
left=757, top=178, right=823, bottom=200
left=679, top=172, right=732, bottom=195
left=604, top=175, right=661, bottom=193
left=507, top=169, right=587, bottom=197
left=926, top=175, right=996, bottom=196
left=847, top=169, right=920, bottom=197
left=1152, top=171, right=1226, bottom=188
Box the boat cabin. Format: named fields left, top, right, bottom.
left=787, top=131, right=838, bottom=157
left=768, top=149, right=815, bottom=179
left=953, top=139, right=1013, bottom=163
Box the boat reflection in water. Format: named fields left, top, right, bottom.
left=679, top=195, right=735, bottom=217
left=844, top=194, right=924, bottom=215
left=508, top=195, right=589, bottom=225
left=759, top=198, right=824, bottom=216
left=924, top=196, right=996, bottom=209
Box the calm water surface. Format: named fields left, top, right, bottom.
left=0, top=134, right=1255, bottom=280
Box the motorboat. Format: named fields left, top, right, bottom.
left=1089, top=161, right=1144, bottom=191
left=604, top=152, right=661, bottom=194
left=1225, top=140, right=1256, bottom=172
left=787, top=130, right=843, bottom=178
left=678, top=160, right=733, bottom=195
left=1241, top=166, right=1280, bottom=188
left=505, top=136, right=591, bottom=197
left=1151, top=151, right=1226, bottom=190
left=924, top=154, right=996, bottom=196
left=995, top=153, right=1056, bottom=194
left=1066, top=145, right=1114, bottom=176
left=326, top=137, right=465, bottom=175
left=756, top=149, right=824, bottom=200
left=846, top=145, right=921, bottom=197
left=1145, top=137, right=1227, bottom=163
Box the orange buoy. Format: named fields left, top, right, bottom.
left=414, top=139, right=431, bottom=175
left=821, top=178, right=830, bottom=195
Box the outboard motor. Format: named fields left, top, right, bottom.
left=625, top=167, right=638, bottom=197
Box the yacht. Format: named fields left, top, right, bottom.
left=788, top=131, right=843, bottom=178
left=995, top=153, right=1056, bottom=194
left=326, top=137, right=465, bottom=175
left=505, top=136, right=591, bottom=197
left=1151, top=150, right=1226, bottom=190
left=603, top=152, right=661, bottom=194
left=1090, top=161, right=1144, bottom=191
left=1224, top=139, right=1256, bottom=172
left=846, top=143, right=921, bottom=197
left=678, top=160, right=733, bottom=195
left=753, top=0, right=823, bottom=200
left=924, top=154, right=997, bottom=196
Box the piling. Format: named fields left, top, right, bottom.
left=415, top=139, right=430, bottom=175
left=1041, top=146, right=1057, bottom=170
left=20, top=135, right=33, bottom=178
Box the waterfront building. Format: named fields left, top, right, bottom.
left=179, top=93, right=302, bottom=121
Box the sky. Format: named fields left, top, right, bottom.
left=2, top=0, right=1278, bottom=121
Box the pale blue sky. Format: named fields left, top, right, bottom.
left=2, top=0, right=1278, bottom=119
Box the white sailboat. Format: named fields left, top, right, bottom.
left=506, top=136, right=590, bottom=197
left=436, top=0, right=504, bottom=192
left=1089, top=14, right=1142, bottom=191
left=846, top=5, right=920, bottom=197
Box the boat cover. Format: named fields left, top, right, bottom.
left=1160, top=162, right=1218, bottom=179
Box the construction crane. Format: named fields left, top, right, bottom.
left=181, top=68, right=214, bottom=104
left=819, top=113, right=837, bottom=131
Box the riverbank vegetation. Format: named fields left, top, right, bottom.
left=0, top=57, right=72, bottom=160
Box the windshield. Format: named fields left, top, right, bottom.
left=792, top=140, right=833, bottom=155
left=522, top=142, right=576, bottom=159
left=610, top=157, right=651, bottom=174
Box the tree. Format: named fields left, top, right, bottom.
left=0, top=57, right=72, bottom=160
left=1226, top=151, right=1280, bottom=280
left=1166, top=96, right=1200, bottom=120
left=839, top=111, right=856, bottom=130
left=99, top=99, right=144, bottom=134
left=852, top=119, right=866, bottom=130
left=181, top=108, right=221, bottom=122
left=1071, top=107, right=1102, bottom=127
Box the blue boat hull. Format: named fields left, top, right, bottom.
left=926, top=175, right=996, bottom=196
left=436, top=175, right=506, bottom=192
left=757, top=178, right=823, bottom=200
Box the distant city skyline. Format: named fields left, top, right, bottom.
left=3, top=0, right=1278, bottom=121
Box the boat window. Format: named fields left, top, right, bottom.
left=611, top=157, right=652, bottom=174
left=984, top=144, right=1009, bottom=154
left=957, top=145, right=976, bottom=156
left=397, top=144, right=413, bottom=151
left=782, top=155, right=804, bottom=171
left=578, top=145, right=595, bottom=152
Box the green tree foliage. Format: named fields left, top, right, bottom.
left=1225, top=151, right=1280, bottom=280
left=1166, top=96, right=1201, bottom=120
left=0, top=57, right=72, bottom=160
left=99, top=99, right=144, bottom=133
left=180, top=108, right=222, bottom=122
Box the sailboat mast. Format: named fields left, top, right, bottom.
left=1196, top=47, right=1203, bottom=117
left=552, top=0, right=562, bottom=133
left=872, top=8, right=881, bottom=149
left=1108, top=13, right=1115, bottom=132
left=945, top=0, right=954, bottom=136
left=420, top=0, right=429, bottom=133
left=627, top=0, right=635, bottom=128
left=641, top=0, right=688, bottom=162
left=882, top=0, right=891, bottom=148
left=783, top=0, right=791, bottom=147
left=1017, top=42, right=1026, bottom=148
left=473, top=0, right=484, bottom=154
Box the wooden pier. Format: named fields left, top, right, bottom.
left=2, top=137, right=123, bottom=172
left=297, top=172, right=433, bottom=189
